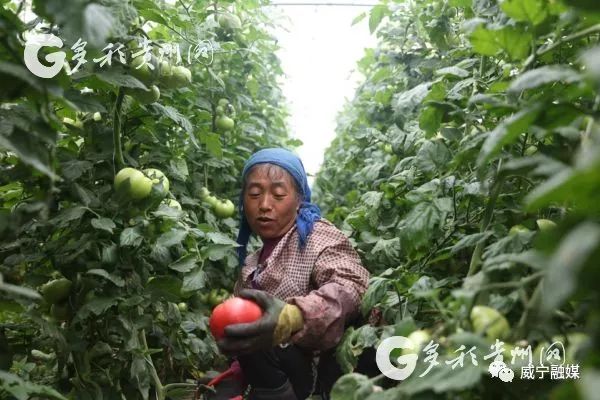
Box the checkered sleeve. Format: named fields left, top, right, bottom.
left=287, top=231, right=370, bottom=350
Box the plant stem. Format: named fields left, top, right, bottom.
left=515, top=278, right=544, bottom=339
left=467, top=163, right=504, bottom=277
left=140, top=329, right=165, bottom=400
left=113, top=87, right=126, bottom=170
left=524, top=23, right=600, bottom=69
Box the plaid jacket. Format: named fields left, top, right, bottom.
left=233, top=218, right=370, bottom=351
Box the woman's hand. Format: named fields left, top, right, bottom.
left=216, top=289, right=303, bottom=356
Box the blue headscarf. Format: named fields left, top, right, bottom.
left=236, top=148, right=322, bottom=266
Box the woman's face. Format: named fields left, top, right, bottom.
left=243, top=164, right=301, bottom=240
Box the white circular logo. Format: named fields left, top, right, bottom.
left=24, top=33, right=66, bottom=79
left=376, top=336, right=418, bottom=381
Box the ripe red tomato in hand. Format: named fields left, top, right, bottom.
left=209, top=297, right=263, bottom=340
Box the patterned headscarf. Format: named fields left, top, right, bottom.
left=236, top=148, right=321, bottom=266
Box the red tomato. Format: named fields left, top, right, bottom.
left=209, top=297, right=263, bottom=340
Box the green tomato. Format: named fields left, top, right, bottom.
left=208, top=289, right=221, bottom=307
left=205, top=195, right=219, bottom=208
left=163, top=65, right=192, bottom=88
left=214, top=199, right=235, bottom=218
left=159, top=61, right=172, bottom=78
left=524, top=145, right=538, bottom=156
left=63, top=117, right=83, bottom=129
left=509, top=224, right=530, bottom=235
left=130, top=56, right=155, bottom=85
left=470, top=305, right=510, bottom=341
left=199, top=187, right=211, bottom=200
left=31, top=349, right=56, bottom=361
left=114, top=167, right=153, bottom=200
left=402, top=330, right=432, bottom=355
left=41, top=278, right=72, bottom=304
left=127, top=85, right=160, bottom=104
left=216, top=105, right=225, bottom=115
left=383, top=144, right=393, bottom=154
left=92, top=112, right=102, bottom=121
left=143, top=168, right=170, bottom=193
left=536, top=219, right=556, bottom=231
left=218, top=98, right=229, bottom=107
left=218, top=13, right=242, bottom=30
left=177, top=302, right=188, bottom=312
left=216, top=115, right=235, bottom=131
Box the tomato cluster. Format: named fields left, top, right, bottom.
left=199, top=187, right=235, bottom=219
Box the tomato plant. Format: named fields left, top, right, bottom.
left=315, top=0, right=600, bottom=398
left=0, top=0, right=298, bottom=398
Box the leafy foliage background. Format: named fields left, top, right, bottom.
left=0, top=0, right=299, bottom=398
left=313, top=0, right=600, bottom=398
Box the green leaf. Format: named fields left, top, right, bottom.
left=398, top=355, right=484, bottom=394
left=336, top=325, right=379, bottom=372
left=146, top=276, right=182, bottom=302
left=169, top=158, right=189, bottom=181
left=152, top=104, right=192, bottom=133
left=369, top=5, right=388, bottom=34
left=182, top=267, right=206, bottom=292
left=419, top=105, right=444, bottom=137
left=169, top=254, right=197, bottom=273
left=393, top=82, right=431, bottom=113
left=86, top=269, right=125, bottom=287
left=203, top=244, right=231, bottom=261
left=206, top=232, right=237, bottom=246
left=83, top=4, right=115, bottom=48
left=352, top=12, right=367, bottom=26
left=371, top=237, right=401, bottom=262
left=563, top=0, right=600, bottom=10
left=360, top=276, right=391, bottom=316
left=51, top=206, right=87, bottom=227
left=331, top=373, right=374, bottom=400
left=0, top=371, right=68, bottom=400
left=525, top=150, right=600, bottom=212
left=201, top=132, right=223, bottom=158
left=449, top=0, right=472, bottom=6
left=0, top=281, right=42, bottom=300
left=500, top=0, right=548, bottom=25
left=138, top=8, right=168, bottom=25
left=91, top=217, right=116, bottom=233
left=401, top=201, right=447, bottom=249
left=541, top=222, right=600, bottom=315
left=157, top=229, right=188, bottom=247
left=0, top=120, right=58, bottom=180
left=76, top=297, right=118, bottom=321
left=415, top=140, right=452, bottom=173
left=470, top=25, right=532, bottom=61
left=131, top=355, right=150, bottom=400
left=435, top=66, right=470, bottom=78
left=508, top=66, right=581, bottom=94
left=450, top=232, right=493, bottom=254
left=477, top=106, right=540, bottom=166
left=96, top=69, right=148, bottom=89
left=120, top=227, right=143, bottom=247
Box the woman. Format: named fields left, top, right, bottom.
left=216, top=148, right=370, bottom=400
